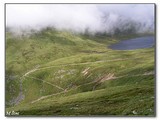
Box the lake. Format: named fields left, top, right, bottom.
left=109, top=36, right=155, bottom=50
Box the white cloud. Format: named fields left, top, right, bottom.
left=6, top=4, right=155, bottom=34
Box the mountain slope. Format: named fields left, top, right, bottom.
left=6, top=29, right=155, bottom=116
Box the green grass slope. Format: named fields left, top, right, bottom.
left=6, top=29, right=155, bottom=116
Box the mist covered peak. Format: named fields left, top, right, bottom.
left=6, top=4, right=155, bottom=35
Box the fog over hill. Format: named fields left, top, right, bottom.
left=6, top=4, right=155, bottom=35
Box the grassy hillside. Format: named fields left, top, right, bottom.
left=5, top=29, right=155, bottom=116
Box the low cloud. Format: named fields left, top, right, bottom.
left=6, top=4, right=155, bottom=35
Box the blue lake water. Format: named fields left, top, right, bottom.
left=109, top=36, right=155, bottom=50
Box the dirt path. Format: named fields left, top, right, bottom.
left=30, top=71, right=154, bottom=104
left=23, top=57, right=141, bottom=77
left=31, top=91, right=67, bottom=104
left=23, top=68, right=38, bottom=77
left=21, top=56, right=152, bottom=104
left=38, top=57, right=140, bottom=70
left=25, top=76, right=65, bottom=91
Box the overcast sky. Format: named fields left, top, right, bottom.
left=6, top=4, right=155, bottom=34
